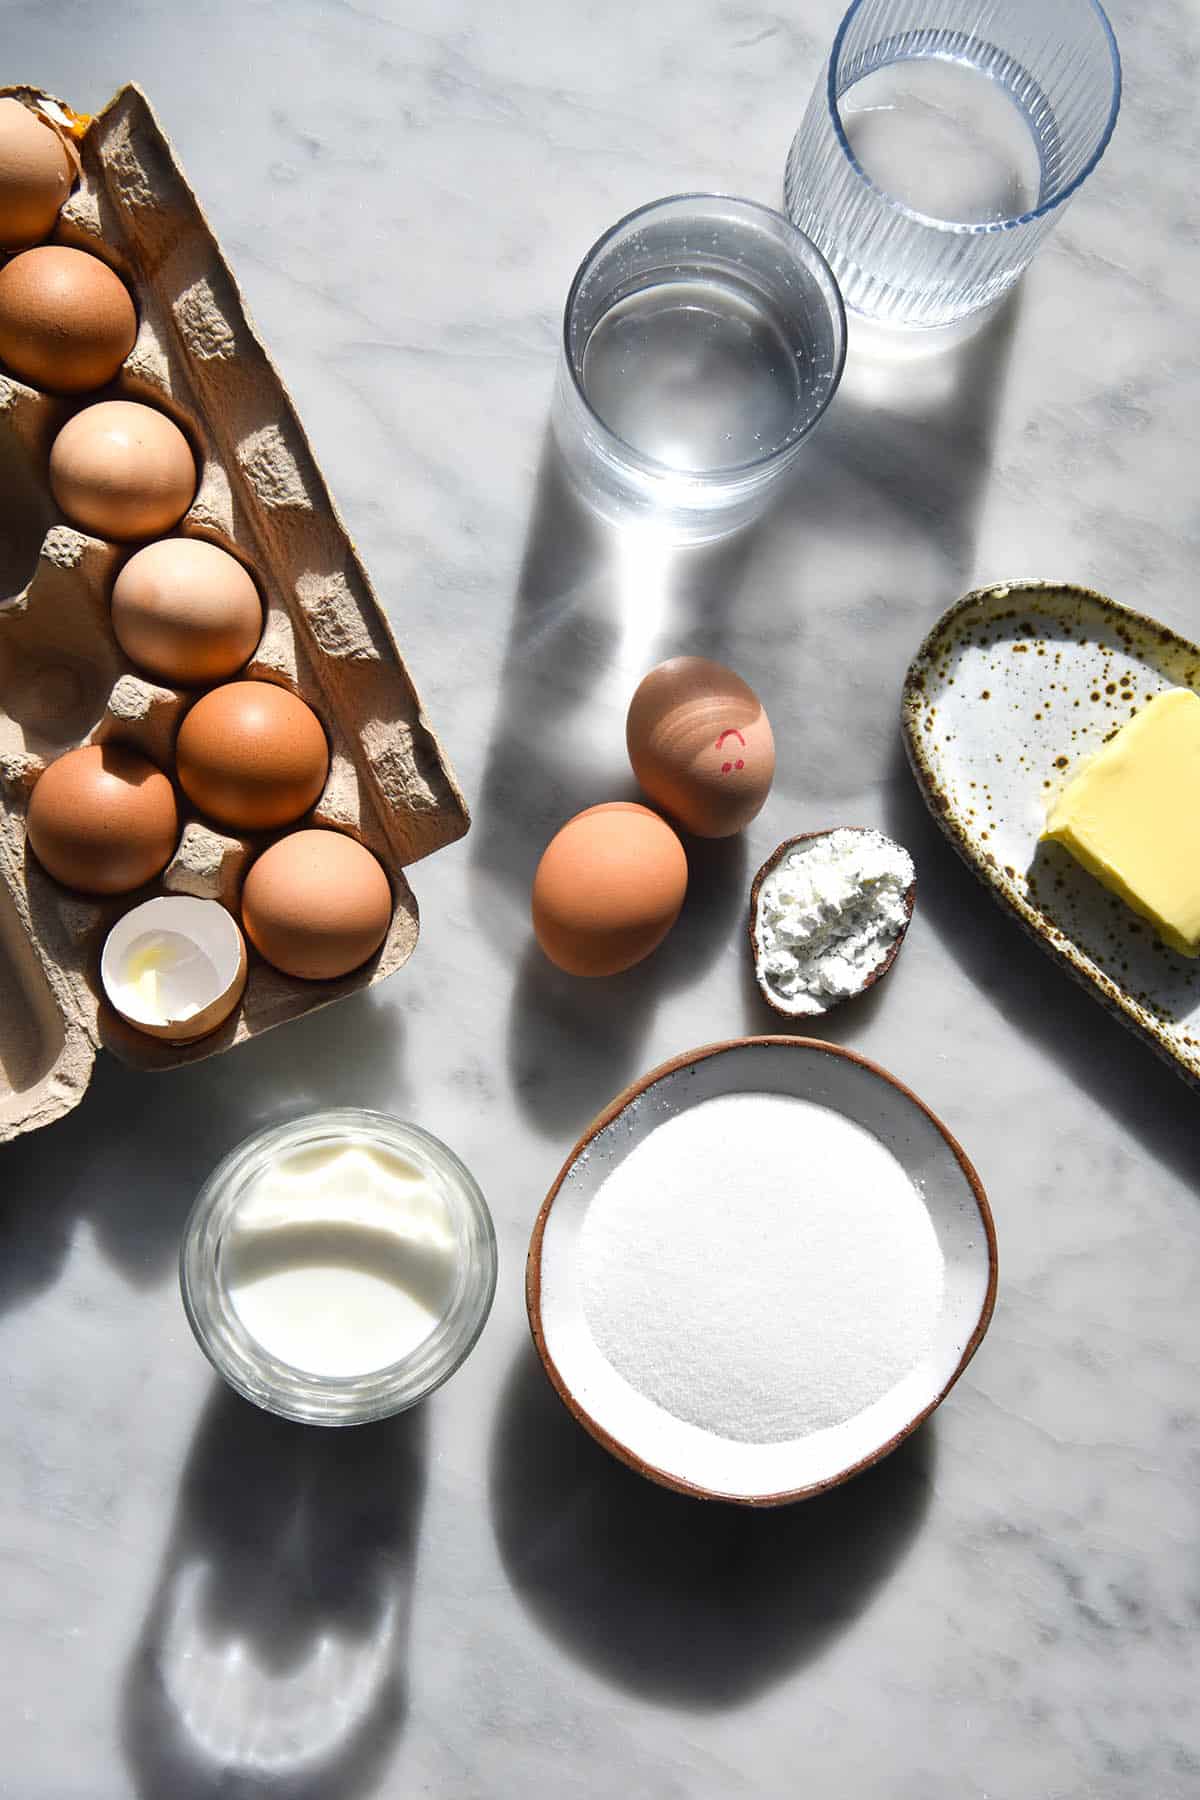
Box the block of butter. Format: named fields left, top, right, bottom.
left=1042, top=688, right=1200, bottom=956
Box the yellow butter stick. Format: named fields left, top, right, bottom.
left=1042, top=688, right=1200, bottom=957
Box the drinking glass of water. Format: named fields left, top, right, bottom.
left=552, top=194, right=846, bottom=543
left=784, top=0, right=1121, bottom=330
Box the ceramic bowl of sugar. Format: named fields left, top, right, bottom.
left=527, top=1036, right=996, bottom=1504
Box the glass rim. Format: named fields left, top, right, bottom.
left=561, top=191, right=848, bottom=481
left=825, top=0, right=1123, bottom=236
left=179, top=1108, right=498, bottom=1426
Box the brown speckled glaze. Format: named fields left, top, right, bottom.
left=902, top=580, right=1200, bottom=1086
left=748, top=828, right=916, bottom=1019
left=526, top=1036, right=997, bottom=1507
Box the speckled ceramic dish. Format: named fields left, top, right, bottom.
left=527, top=1037, right=996, bottom=1506
left=902, top=581, right=1200, bottom=1085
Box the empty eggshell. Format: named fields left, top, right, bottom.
left=0, top=246, right=137, bottom=393
left=27, top=742, right=179, bottom=895
left=532, top=801, right=688, bottom=977
left=626, top=656, right=775, bottom=838
left=0, top=98, right=73, bottom=250
left=49, top=400, right=197, bottom=541
left=175, top=681, right=329, bottom=830
left=101, top=894, right=247, bottom=1041
left=112, top=538, right=263, bottom=685
left=241, top=829, right=393, bottom=980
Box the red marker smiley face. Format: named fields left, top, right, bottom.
left=716, top=727, right=746, bottom=775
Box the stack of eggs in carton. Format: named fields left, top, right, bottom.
left=0, top=88, right=468, bottom=1141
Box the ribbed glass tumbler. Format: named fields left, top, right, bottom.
left=784, top=0, right=1121, bottom=329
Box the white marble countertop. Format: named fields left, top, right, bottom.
left=2, top=2, right=1198, bottom=1794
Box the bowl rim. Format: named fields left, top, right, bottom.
left=526, top=1034, right=997, bottom=1505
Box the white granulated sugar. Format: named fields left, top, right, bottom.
left=578, top=1091, right=943, bottom=1443
left=755, top=827, right=915, bottom=1014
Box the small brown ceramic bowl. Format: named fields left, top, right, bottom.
left=527, top=1036, right=996, bottom=1506
left=749, top=828, right=916, bottom=1019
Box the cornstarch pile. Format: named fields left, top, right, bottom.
left=754, top=827, right=915, bottom=1014
left=578, top=1091, right=944, bottom=1443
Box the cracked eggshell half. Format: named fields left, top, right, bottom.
left=101, top=895, right=248, bottom=1041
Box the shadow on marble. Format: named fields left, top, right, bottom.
left=120, top=1382, right=426, bottom=1800
left=489, top=1343, right=934, bottom=1710
left=785, top=286, right=1026, bottom=589
left=466, top=435, right=626, bottom=932
left=882, top=736, right=1200, bottom=1191
left=0, top=987, right=408, bottom=1319
left=469, top=429, right=758, bottom=948
left=700, top=287, right=1026, bottom=753
left=480, top=290, right=1023, bottom=1138
left=507, top=829, right=748, bottom=1138
left=477, top=433, right=757, bottom=1137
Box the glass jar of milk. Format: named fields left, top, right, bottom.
left=181, top=1110, right=497, bottom=1425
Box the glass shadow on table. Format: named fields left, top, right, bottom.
left=470, top=433, right=757, bottom=1138
left=120, top=1383, right=426, bottom=1800
left=477, top=290, right=1022, bottom=1139
left=489, top=1343, right=934, bottom=1711
left=469, top=426, right=761, bottom=940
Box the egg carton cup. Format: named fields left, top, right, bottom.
left=0, top=84, right=469, bottom=1142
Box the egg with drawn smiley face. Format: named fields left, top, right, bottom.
left=626, top=655, right=775, bottom=838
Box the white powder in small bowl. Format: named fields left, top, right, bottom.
left=754, top=827, right=915, bottom=1015
left=577, top=1090, right=944, bottom=1444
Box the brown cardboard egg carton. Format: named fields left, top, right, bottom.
left=0, top=84, right=469, bottom=1142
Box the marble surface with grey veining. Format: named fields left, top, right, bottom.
left=1, top=1, right=1198, bottom=1795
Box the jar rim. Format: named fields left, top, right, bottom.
left=179, top=1109, right=498, bottom=1426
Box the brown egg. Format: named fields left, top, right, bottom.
left=49, top=400, right=196, bottom=541
left=27, top=742, right=178, bottom=895
left=112, top=538, right=262, bottom=684
left=0, top=99, right=73, bottom=251
left=175, top=681, right=329, bottom=830
left=626, top=656, right=775, bottom=838
left=0, top=246, right=137, bottom=393
left=242, top=830, right=393, bottom=980
left=532, top=801, right=688, bottom=977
